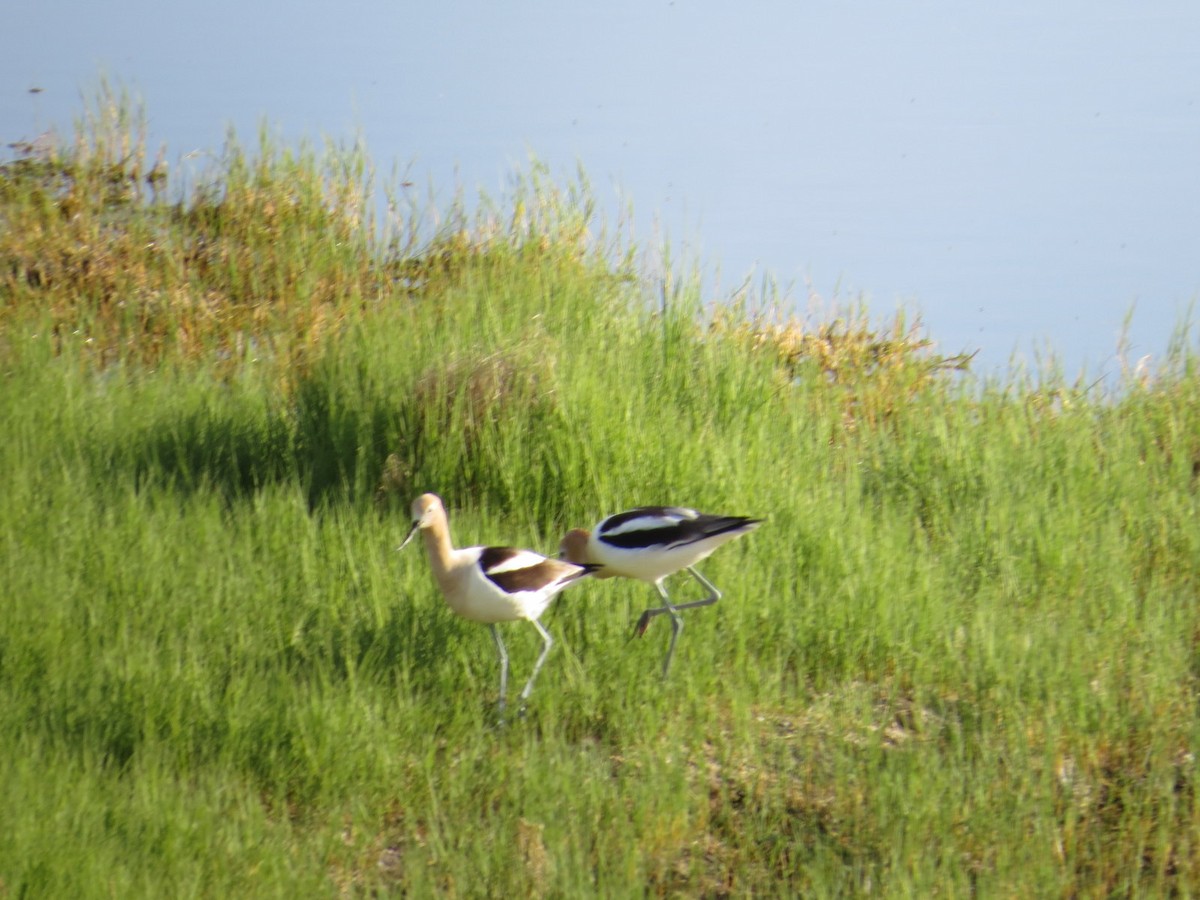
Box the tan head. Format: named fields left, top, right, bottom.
left=398, top=493, right=446, bottom=550
left=560, top=528, right=616, bottom=579
left=559, top=528, right=616, bottom=579
left=558, top=528, right=591, bottom=565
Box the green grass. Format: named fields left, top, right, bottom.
left=2, top=91, right=1200, bottom=896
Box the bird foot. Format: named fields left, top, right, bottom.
left=633, top=610, right=653, bottom=637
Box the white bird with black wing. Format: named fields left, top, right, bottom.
left=560, top=506, right=762, bottom=677
left=399, top=493, right=597, bottom=714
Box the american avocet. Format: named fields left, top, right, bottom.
left=559, top=506, right=762, bottom=677
left=399, top=493, right=598, bottom=715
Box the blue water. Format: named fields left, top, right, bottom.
left=4, top=1, right=1198, bottom=379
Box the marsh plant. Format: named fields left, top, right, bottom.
left=2, top=90, right=1198, bottom=896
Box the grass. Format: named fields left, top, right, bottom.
left=2, top=89, right=1199, bottom=896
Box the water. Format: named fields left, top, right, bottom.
left=4, top=0, right=1198, bottom=379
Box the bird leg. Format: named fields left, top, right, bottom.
left=490, top=624, right=509, bottom=714
left=658, top=582, right=684, bottom=679
left=517, top=619, right=554, bottom=715
left=632, top=567, right=723, bottom=636
left=630, top=568, right=725, bottom=678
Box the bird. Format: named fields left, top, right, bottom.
left=559, top=506, right=762, bottom=677
left=398, top=493, right=598, bottom=715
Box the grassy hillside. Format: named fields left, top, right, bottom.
left=2, top=94, right=1199, bottom=896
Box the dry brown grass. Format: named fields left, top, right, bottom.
left=0, top=92, right=596, bottom=382
left=0, top=94, right=374, bottom=373
left=710, top=305, right=975, bottom=431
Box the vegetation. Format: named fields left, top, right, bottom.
left=2, top=92, right=1198, bottom=897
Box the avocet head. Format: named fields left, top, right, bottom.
left=558, top=528, right=592, bottom=566
left=397, top=493, right=444, bottom=551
